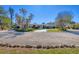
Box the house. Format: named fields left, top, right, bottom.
left=29, top=22, right=55, bottom=29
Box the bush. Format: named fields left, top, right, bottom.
left=59, top=27, right=67, bottom=31
left=46, top=46, right=50, bottom=49
left=15, top=28, right=35, bottom=32
left=20, top=46, right=25, bottom=48
left=72, top=24, right=79, bottom=29
left=15, top=28, right=24, bottom=32
left=25, top=45, right=32, bottom=48
left=36, top=45, right=42, bottom=49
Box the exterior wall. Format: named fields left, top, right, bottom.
left=29, top=23, right=55, bottom=29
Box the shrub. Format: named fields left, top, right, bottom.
left=8, top=45, right=12, bottom=48
left=72, top=24, right=79, bottom=29
left=16, top=45, right=20, bottom=48
left=46, top=46, right=50, bottom=49
left=36, top=45, right=42, bottom=49
left=71, top=45, right=75, bottom=48
left=25, top=45, right=32, bottom=48
left=0, top=43, right=6, bottom=47
left=12, top=45, right=18, bottom=48
left=15, top=28, right=35, bottom=32
left=5, top=43, right=10, bottom=47
left=54, top=46, right=60, bottom=48
left=63, top=45, right=69, bottom=48
left=42, top=46, right=47, bottom=49
left=15, top=28, right=25, bottom=32
left=20, top=46, right=25, bottom=48
left=60, top=45, right=64, bottom=48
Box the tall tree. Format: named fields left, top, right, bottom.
left=26, top=13, right=33, bottom=28
left=0, top=6, right=11, bottom=30
left=19, top=8, right=27, bottom=30
left=9, top=7, right=14, bottom=27
left=19, top=8, right=27, bottom=22
left=55, top=11, right=73, bottom=28
left=15, top=13, right=22, bottom=28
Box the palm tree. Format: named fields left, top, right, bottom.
left=9, top=7, right=14, bottom=27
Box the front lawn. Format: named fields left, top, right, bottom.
left=47, top=28, right=63, bottom=32
left=0, top=48, right=79, bottom=54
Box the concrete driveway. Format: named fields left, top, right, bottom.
left=0, top=30, right=79, bottom=46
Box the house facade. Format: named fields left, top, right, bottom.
left=29, top=22, right=55, bottom=29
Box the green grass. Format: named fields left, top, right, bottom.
left=0, top=48, right=79, bottom=54
left=47, top=28, right=63, bottom=32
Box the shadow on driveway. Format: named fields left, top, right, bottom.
left=66, top=30, right=79, bottom=35
left=5, top=32, right=25, bottom=39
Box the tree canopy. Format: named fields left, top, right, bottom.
left=55, top=11, right=74, bottom=28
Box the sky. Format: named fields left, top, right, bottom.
left=2, top=5, right=79, bottom=24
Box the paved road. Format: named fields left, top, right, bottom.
left=0, top=30, right=79, bottom=46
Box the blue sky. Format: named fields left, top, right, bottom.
left=2, top=5, right=79, bottom=24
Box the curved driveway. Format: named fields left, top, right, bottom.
left=0, top=30, right=79, bottom=46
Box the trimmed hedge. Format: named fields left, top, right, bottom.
left=15, top=28, right=35, bottom=32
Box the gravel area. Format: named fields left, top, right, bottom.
left=0, top=31, right=79, bottom=47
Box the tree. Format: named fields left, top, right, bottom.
left=55, top=11, right=74, bottom=28
left=0, top=6, right=11, bottom=30
left=19, top=8, right=27, bottom=16
left=15, top=13, right=22, bottom=28
left=19, top=8, right=27, bottom=30
left=8, top=7, right=14, bottom=27
left=26, top=13, right=33, bottom=28
left=0, top=16, right=11, bottom=30
left=72, top=23, right=79, bottom=29
left=0, top=6, right=7, bottom=15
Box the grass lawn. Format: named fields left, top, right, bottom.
left=47, top=29, right=62, bottom=32
left=0, top=48, right=79, bottom=54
